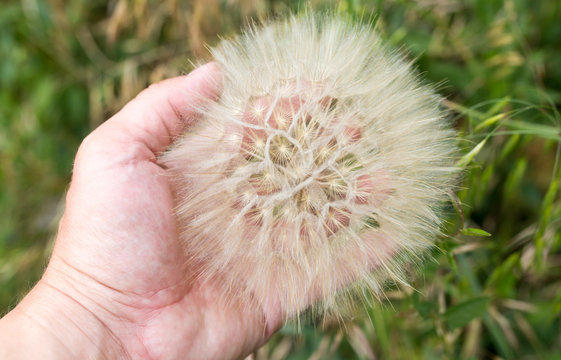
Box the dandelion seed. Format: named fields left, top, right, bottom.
left=162, top=13, right=458, bottom=318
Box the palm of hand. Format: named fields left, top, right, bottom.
left=45, top=64, right=280, bottom=359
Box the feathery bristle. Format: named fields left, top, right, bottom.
left=161, top=13, right=458, bottom=318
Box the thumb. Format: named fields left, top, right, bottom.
left=77, top=62, right=222, bottom=167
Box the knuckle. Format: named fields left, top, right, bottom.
left=75, top=130, right=105, bottom=165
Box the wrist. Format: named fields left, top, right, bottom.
left=0, top=278, right=129, bottom=359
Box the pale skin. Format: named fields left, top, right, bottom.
left=0, top=63, right=284, bottom=359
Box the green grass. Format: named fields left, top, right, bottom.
left=1, top=0, right=560, bottom=358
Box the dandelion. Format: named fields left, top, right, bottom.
left=161, top=13, right=458, bottom=318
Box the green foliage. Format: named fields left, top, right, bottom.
left=460, top=228, right=492, bottom=237
left=444, top=297, right=491, bottom=330
left=1, top=0, right=560, bottom=358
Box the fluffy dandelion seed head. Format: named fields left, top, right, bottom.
left=162, top=13, right=458, bottom=317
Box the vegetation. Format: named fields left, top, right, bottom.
left=1, top=0, right=560, bottom=358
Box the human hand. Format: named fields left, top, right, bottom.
left=0, top=63, right=283, bottom=360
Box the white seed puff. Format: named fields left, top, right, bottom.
left=161, top=13, right=458, bottom=318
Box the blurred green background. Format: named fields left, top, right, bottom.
left=1, top=0, right=560, bottom=358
